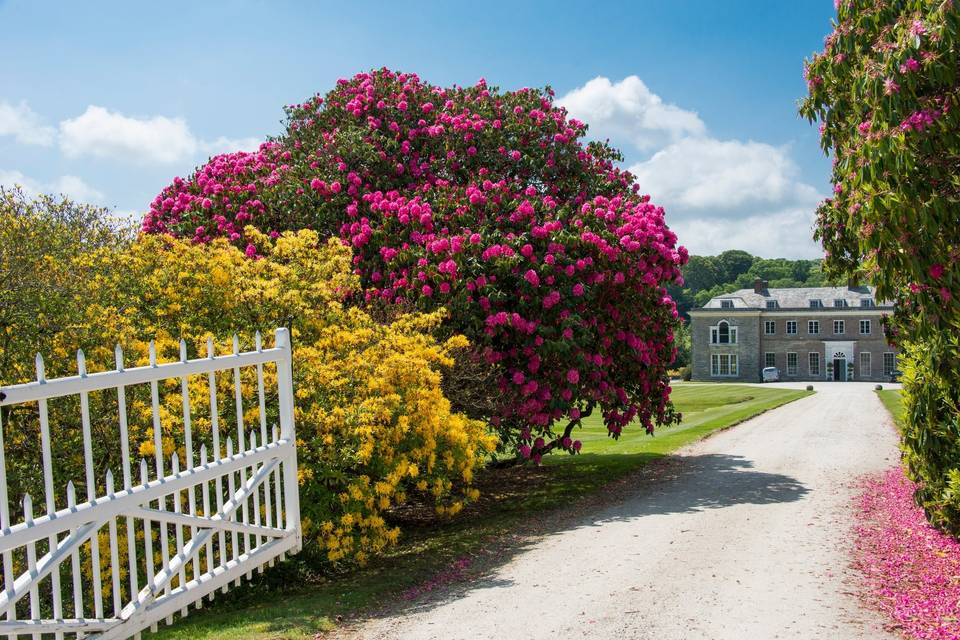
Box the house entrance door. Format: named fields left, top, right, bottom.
left=833, top=357, right=846, bottom=381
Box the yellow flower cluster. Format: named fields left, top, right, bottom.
left=2, top=222, right=496, bottom=565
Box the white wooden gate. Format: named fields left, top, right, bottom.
left=0, top=328, right=301, bottom=638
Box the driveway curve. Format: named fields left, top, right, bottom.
left=345, top=382, right=900, bottom=640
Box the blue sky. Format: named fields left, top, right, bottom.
left=0, top=0, right=835, bottom=257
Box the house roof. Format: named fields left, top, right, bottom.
left=696, top=285, right=894, bottom=311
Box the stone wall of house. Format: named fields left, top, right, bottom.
left=690, top=311, right=761, bottom=382
left=691, top=308, right=898, bottom=383
left=759, top=313, right=895, bottom=381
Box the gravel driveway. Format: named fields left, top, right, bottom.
left=344, top=382, right=900, bottom=640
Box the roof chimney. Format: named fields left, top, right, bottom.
left=753, top=278, right=767, bottom=294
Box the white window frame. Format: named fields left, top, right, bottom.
left=809, top=299, right=823, bottom=308
left=860, top=351, right=871, bottom=377
left=883, top=352, right=896, bottom=376
left=711, top=353, right=739, bottom=377
left=786, top=352, right=798, bottom=376
left=859, top=319, right=871, bottom=335
left=766, top=300, right=778, bottom=309
left=786, top=320, right=798, bottom=335
left=833, top=319, right=845, bottom=335
left=720, top=299, right=734, bottom=309
left=809, top=352, right=821, bottom=376
left=764, top=320, right=776, bottom=335
left=833, top=299, right=848, bottom=308
left=710, top=320, right=737, bottom=345
left=861, top=298, right=875, bottom=308
left=765, top=352, right=776, bottom=368
left=808, top=320, right=820, bottom=335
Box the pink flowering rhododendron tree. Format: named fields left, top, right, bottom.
left=144, top=69, right=687, bottom=459
left=801, top=2, right=960, bottom=533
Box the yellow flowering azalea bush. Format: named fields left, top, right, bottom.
left=1, top=198, right=495, bottom=565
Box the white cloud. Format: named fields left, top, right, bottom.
left=199, top=136, right=263, bottom=156
left=0, top=169, right=103, bottom=203
left=59, top=106, right=199, bottom=164
left=57, top=107, right=261, bottom=164
left=0, top=100, right=56, bottom=146
left=51, top=175, right=104, bottom=202
left=671, top=208, right=821, bottom=259
left=557, top=76, right=706, bottom=151
left=628, top=137, right=822, bottom=217
left=558, top=75, right=825, bottom=257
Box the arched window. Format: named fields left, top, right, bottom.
left=710, top=320, right=737, bottom=344
left=718, top=321, right=730, bottom=343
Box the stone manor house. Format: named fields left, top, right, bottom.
left=689, top=280, right=898, bottom=383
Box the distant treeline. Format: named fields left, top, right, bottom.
left=668, top=249, right=835, bottom=320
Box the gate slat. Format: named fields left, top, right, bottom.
left=0, top=400, right=16, bottom=637
left=35, top=355, right=65, bottom=640
left=0, top=329, right=302, bottom=638
left=78, top=349, right=105, bottom=620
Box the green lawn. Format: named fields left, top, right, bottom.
left=154, top=383, right=812, bottom=640
left=877, top=388, right=905, bottom=428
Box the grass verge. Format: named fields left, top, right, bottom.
left=154, top=383, right=812, bottom=640
left=876, top=388, right=904, bottom=428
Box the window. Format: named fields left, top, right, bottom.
left=764, top=320, right=776, bottom=335
left=861, top=298, right=875, bottom=308
left=809, top=299, right=823, bottom=308
left=720, top=299, right=734, bottom=309
left=710, top=321, right=737, bottom=344
left=859, top=319, right=871, bottom=335
left=833, top=299, right=848, bottom=308
left=833, top=320, right=845, bottom=334
left=808, top=320, right=820, bottom=335
left=809, top=352, right=821, bottom=376
left=765, top=300, right=778, bottom=309
left=710, top=354, right=739, bottom=377
left=860, top=352, right=872, bottom=377
left=765, top=352, right=776, bottom=368
left=787, top=352, right=798, bottom=376
left=786, top=321, right=797, bottom=335
left=883, top=353, right=897, bottom=376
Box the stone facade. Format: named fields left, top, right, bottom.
left=689, top=282, right=897, bottom=383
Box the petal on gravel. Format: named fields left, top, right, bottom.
left=853, top=467, right=960, bottom=640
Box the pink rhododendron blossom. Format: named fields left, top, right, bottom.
left=146, top=69, right=686, bottom=456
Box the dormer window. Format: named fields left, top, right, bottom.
left=765, top=300, right=778, bottom=309
left=710, top=320, right=738, bottom=344
left=833, top=299, right=848, bottom=308
left=720, top=299, right=734, bottom=309
left=861, top=298, right=875, bottom=308
left=809, top=299, right=823, bottom=308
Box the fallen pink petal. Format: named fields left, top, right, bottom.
left=853, top=468, right=960, bottom=640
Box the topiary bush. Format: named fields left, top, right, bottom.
left=145, top=69, right=687, bottom=460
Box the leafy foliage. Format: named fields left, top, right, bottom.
left=801, top=0, right=960, bottom=533
left=667, top=249, right=834, bottom=321
left=1, top=205, right=494, bottom=563
left=145, top=69, right=688, bottom=460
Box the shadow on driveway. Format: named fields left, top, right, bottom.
left=388, top=453, right=808, bottom=617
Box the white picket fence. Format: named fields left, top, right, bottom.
left=0, top=328, right=301, bottom=639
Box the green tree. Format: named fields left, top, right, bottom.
left=801, top=0, right=960, bottom=533
left=682, top=255, right=721, bottom=291
left=716, top=250, right=755, bottom=283
left=0, top=186, right=132, bottom=381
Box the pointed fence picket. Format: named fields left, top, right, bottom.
left=0, top=328, right=302, bottom=638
